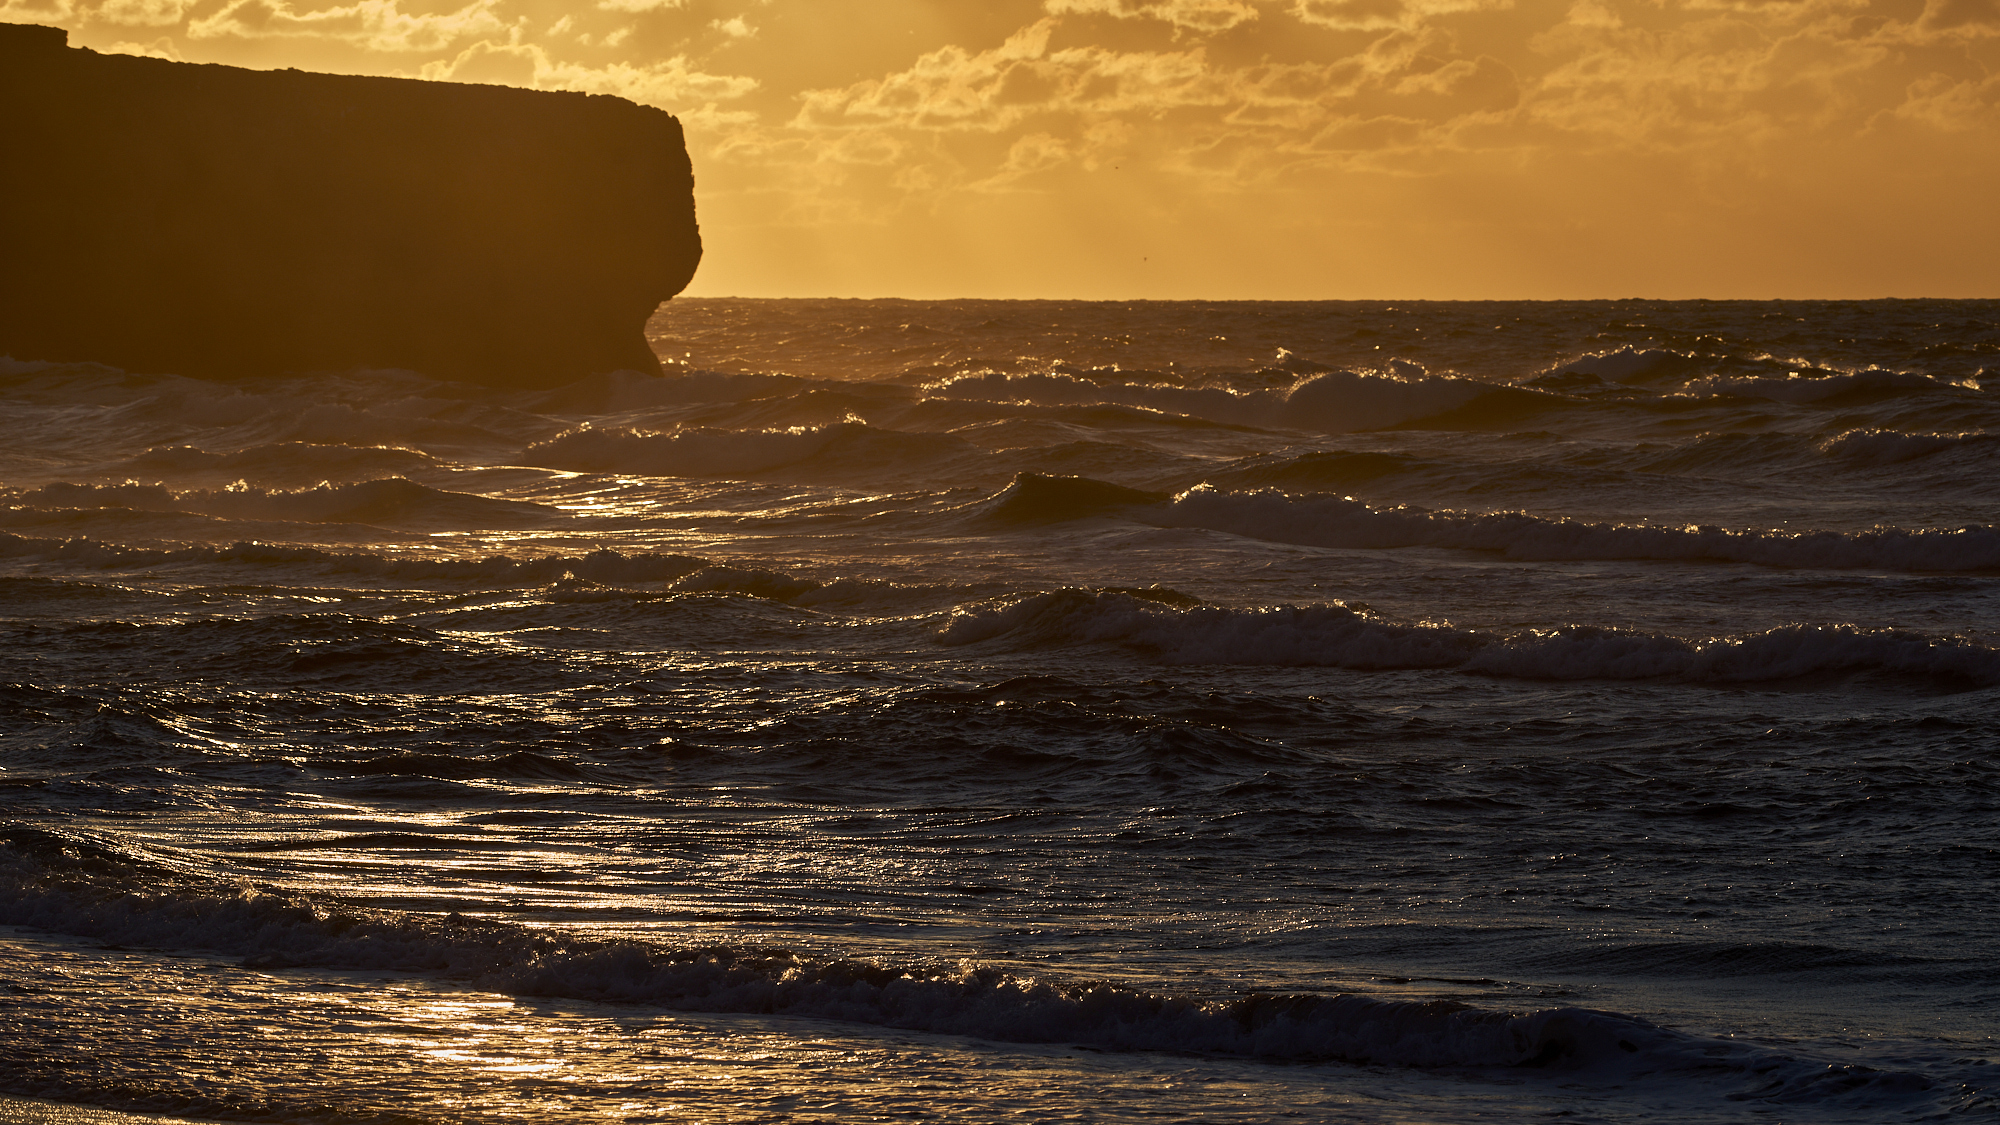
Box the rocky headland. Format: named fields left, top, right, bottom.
left=0, top=23, right=700, bottom=387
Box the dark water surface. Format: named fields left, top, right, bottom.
left=2, top=299, right=1997, bottom=1122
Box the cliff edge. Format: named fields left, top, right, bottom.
left=0, top=24, right=701, bottom=387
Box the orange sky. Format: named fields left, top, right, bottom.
left=8, top=0, right=1997, bottom=298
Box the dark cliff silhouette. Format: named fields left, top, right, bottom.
left=0, top=23, right=700, bottom=387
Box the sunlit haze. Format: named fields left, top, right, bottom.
left=8, top=0, right=1996, bottom=298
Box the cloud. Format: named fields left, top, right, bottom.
left=186, top=0, right=508, bottom=52
left=1918, top=0, right=2000, bottom=32
left=90, top=0, right=193, bottom=26
left=1292, top=0, right=1511, bottom=32
left=544, top=55, right=760, bottom=107
left=0, top=0, right=74, bottom=20
left=102, top=32, right=180, bottom=55
left=1046, top=0, right=1261, bottom=31
left=987, top=129, right=1074, bottom=182
left=1892, top=70, right=2000, bottom=128
left=423, top=37, right=760, bottom=109
left=794, top=21, right=1230, bottom=133
left=423, top=36, right=536, bottom=85
left=1517, top=0, right=1973, bottom=152
left=777, top=11, right=1530, bottom=195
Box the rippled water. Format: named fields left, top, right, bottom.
left=2, top=298, right=1997, bottom=1122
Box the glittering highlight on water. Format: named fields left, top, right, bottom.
left=1, top=298, right=1997, bottom=1123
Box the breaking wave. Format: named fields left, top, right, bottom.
left=1539, top=347, right=1710, bottom=384
left=1817, top=428, right=2000, bottom=466
left=0, top=821, right=1922, bottom=1096
left=973, top=472, right=1167, bottom=524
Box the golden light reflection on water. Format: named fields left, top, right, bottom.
left=1, top=927, right=1427, bottom=1124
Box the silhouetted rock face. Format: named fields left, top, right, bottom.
left=0, top=23, right=700, bottom=387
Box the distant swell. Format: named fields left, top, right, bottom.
left=957, top=473, right=2000, bottom=573
left=936, top=589, right=2000, bottom=686
left=1540, top=348, right=1979, bottom=403
left=926, top=367, right=1540, bottom=434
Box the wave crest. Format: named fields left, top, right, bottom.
left=17, top=477, right=560, bottom=529
left=522, top=421, right=970, bottom=478
left=1818, top=428, right=1999, bottom=466
left=1160, top=484, right=2000, bottom=571
left=1690, top=368, right=1974, bottom=403
left=936, top=589, right=2000, bottom=685
left=0, top=533, right=708, bottom=584
left=927, top=366, right=1526, bottom=434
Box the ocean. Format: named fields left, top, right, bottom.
left=1, top=297, right=1995, bottom=1123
